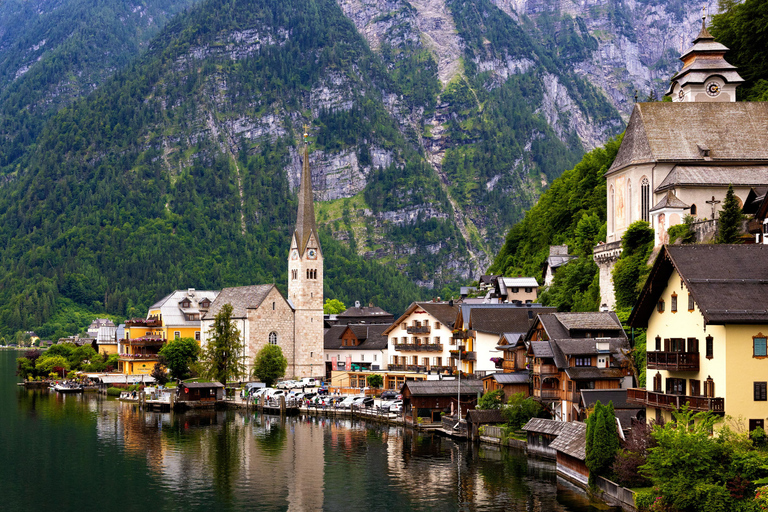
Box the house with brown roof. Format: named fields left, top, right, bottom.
left=527, top=312, right=632, bottom=422
left=401, top=379, right=483, bottom=425
left=383, top=301, right=459, bottom=374
left=324, top=324, right=388, bottom=378
left=453, top=303, right=556, bottom=375
left=595, top=21, right=768, bottom=308
left=333, top=301, right=394, bottom=326
left=627, top=245, right=768, bottom=431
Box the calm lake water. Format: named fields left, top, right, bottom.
left=0, top=350, right=620, bottom=511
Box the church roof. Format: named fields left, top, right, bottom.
left=204, top=284, right=280, bottom=320
left=294, top=141, right=319, bottom=253
left=656, top=165, right=768, bottom=192
left=607, top=102, right=768, bottom=175
left=650, top=190, right=691, bottom=212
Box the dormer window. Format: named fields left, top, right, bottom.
left=697, top=144, right=711, bottom=159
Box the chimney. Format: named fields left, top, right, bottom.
left=355, top=301, right=361, bottom=308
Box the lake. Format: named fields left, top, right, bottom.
left=0, top=349, right=620, bottom=511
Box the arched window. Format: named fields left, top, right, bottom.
left=690, top=204, right=697, bottom=216
left=627, top=179, right=632, bottom=224
left=641, top=177, right=650, bottom=222
left=609, top=185, right=614, bottom=233
left=269, top=332, right=278, bottom=345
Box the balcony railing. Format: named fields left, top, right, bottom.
left=406, top=325, right=431, bottom=335
left=627, top=388, right=724, bottom=413
left=394, top=344, right=443, bottom=352
left=452, top=330, right=474, bottom=340
left=646, top=351, right=700, bottom=371
left=388, top=365, right=405, bottom=371
left=119, top=353, right=161, bottom=361
left=449, top=350, right=476, bottom=361
left=535, top=388, right=561, bottom=399
left=534, top=364, right=559, bottom=375
left=121, top=337, right=166, bottom=347
left=125, top=317, right=162, bottom=328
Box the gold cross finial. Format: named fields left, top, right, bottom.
left=303, top=124, right=309, bottom=145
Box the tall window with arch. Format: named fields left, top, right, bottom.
left=609, top=185, right=614, bottom=233
left=269, top=332, right=278, bottom=345
left=627, top=179, right=632, bottom=224
left=641, top=177, right=650, bottom=222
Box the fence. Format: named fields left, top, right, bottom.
left=595, top=476, right=637, bottom=511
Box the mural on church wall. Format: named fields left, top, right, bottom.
left=615, top=176, right=626, bottom=231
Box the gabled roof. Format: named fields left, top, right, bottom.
left=523, top=418, right=567, bottom=436
left=467, top=306, right=556, bottom=335
left=184, top=382, right=225, bottom=389
left=344, top=324, right=389, bottom=350
left=150, top=289, right=220, bottom=326
left=556, top=338, right=629, bottom=356
left=382, top=301, right=459, bottom=335
left=607, top=103, right=768, bottom=175
left=496, top=332, right=526, bottom=350
left=499, top=277, right=539, bottom=288
left=402, top=380, right=483, bottom=397
left=324, top=325, right=348, bottom=349
left=204, top=284, right=281, bottom=320
left=337, top=305, right=392, bottom=321
left=549, top=422, right=587, bottom=460
left=553, top=312, right=625, bottom=333
left=483, top=372, right=530, bottom=384
left=650, top=190, right=690, bottom=213
left=629, top=245, right=768, bottom=327
left=529, top=340, right=555, bottom=359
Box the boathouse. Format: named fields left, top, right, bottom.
left=177, top=382, right=225, bottom=405
left=401, top=380, right=483, bottom=424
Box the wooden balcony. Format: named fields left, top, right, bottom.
left=535, top=388, right=561, bottom=399
left=450, top=350, right=476, bottom=361
left=125, top=317, right=162, bottom=328
left=627, top=388, right=724, bottom=413
left=647, top=351, right=700, bottom=371
left=394, top=343, right=443, bottom=352
left=534, top=363, right=559, bottom=376
left=406, top=325, right=431, bottom=334
left=122, top=337, right=166, bottom=347
left=452, top=330, right=474, bottom=340
left=119, top=353, right=161, bottom=361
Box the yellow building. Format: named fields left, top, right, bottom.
left=628, top=245, right=768, bottom=432
left=119, top=288, right=219, bottom=375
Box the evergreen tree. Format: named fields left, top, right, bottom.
left=201, top=304, right=246, bottom=385
left=252, top=344, right=288, bottom=387
left=586, top=400, right=619, bottom=486
left=716, top=184, right=744, bottom=244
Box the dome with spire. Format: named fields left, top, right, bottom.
left=666, top=13, right=744, bottom=102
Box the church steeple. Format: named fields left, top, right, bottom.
left=666, top=9, right=743, bottom=102
left=294, top=127, right=320, bottom=254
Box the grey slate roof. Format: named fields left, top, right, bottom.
left=337, top=305, right=392, bottom=321
left=468, top=306, right=555, bottom=335
left=466, top=409, right=506, bottom=424
left=656, top=166, right=768, bottom=192
left=324, top=325, right=348, bottom=349
left=580, top=389, right=635, bottom=410
left=529, top=340, right=555, bottom=359
left=554, top=312, right=624, bottom=333
left=564, top=367, right=627, bottom=381
left=346, top=324, right=389, bottom=350
left=607, top=102, right=768, bottom=175
left=650, top=190, right=691, bottom=212
left=403, top=380, right=483, bottom=397
left=630, top=244, right=768, bottom=327
left=547, top=254, right=578, bottom=269
left=204, top=284, right=278, bottom=319
left=484, top=372, right=530, bottom=384
left=556, top=338, right=629, bottom=356
left=497, top=332, right=526, bottom=350
left=522, top=417, right=568, bottom=436
left=549, top=422, right=587, bottom=460
left=416, top=302, right=460, bottom=326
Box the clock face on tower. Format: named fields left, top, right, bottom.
left=706, top=81, right=721, bottom=97
left=291, top=249, right=299, bottom=260
left=307, top=248, right=317, bottom=260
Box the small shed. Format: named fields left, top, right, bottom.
left=177, top=382, right=225, bottom=403
left=482, top=371, right=530, bottom=400
left=522, top=418, right=567, bottom=460
left=466, top=408, right=506, bottom=440
left=401, top=380, right=483, bottom=424
left=549, top=421, right=588, bottom=486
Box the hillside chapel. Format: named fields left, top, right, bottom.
left=201, top=130, right=324, bottom=378
left=595, top=16, right=768, bottom=308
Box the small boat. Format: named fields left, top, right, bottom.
left=53, top=382, right=84, bottom=393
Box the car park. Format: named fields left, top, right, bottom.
left=380, top=390, right=398, bottom=400
left=351, top=396, right=373, bottom=409
left=381, top=399, right=402, bottom=412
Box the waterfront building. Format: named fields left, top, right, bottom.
left=594, top=17, right=768, bottom=308
left=627, top=244, right=768, bottom=431
left=324, top=324, right=388, bottom=377
left=527, top=312, right=632, bottom=422
left=481, top=372, right=530, bottom=400
left=119, top=288, right=218, bottom=375
left=383, top=301, right=459, bottom=374
left=201, top=130, right=324, bottom=379
left=401, top=379, right=483, bottom=424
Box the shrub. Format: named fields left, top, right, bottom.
left=634, top=489, right=659, bottom=511
left=106, top=387, right=122, bottom=396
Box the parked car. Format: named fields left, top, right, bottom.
left=337, top=396, right=358, bottom=409
left=380, top=390, right=398, bottom=400
left=381, top=399, right=402, bottom=412
left=240, top=382, right=265, bottom=399
left=252, top=387, right=274, bottom=401
left=276, top=380, right=298, bottom=389
left=265, top=389, right=286, bottom=401
left=351, top=396, right=374, bottom=409
left=389, top=401, right=403, bottom=414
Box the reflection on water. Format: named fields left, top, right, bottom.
left=1, top=352, right=618, bottom=511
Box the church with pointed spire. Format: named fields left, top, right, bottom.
left=202, top=128, right=324, bottom=379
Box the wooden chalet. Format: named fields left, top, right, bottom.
left=482, top=372, right=530, bottom=400
left=401, top=380, right=483, bottom=424
left=549, top=421, right=588, bottom=486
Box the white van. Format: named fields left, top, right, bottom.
left=300, top=378, right=318, bottom=387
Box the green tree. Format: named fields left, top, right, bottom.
left=150, top=363, right=169, bottom=385
left=477, top=389, right=505, bottom=410
left=201, top=304, right=246, bottom=385
left=252, top=345, right=288, bottom=387
left=323, top=299, right=347, bottom=315
left=502, top=392, right=545, bottom=429
left=585, top=400, right=619, bottom=486
left=716, top=184, right=744, bottom=244
left=35, top=355, right=70, bottom=376
left=366, top=374, right=383, bottom=388
left=159, top=337, right=200, bottom=380
left=612, top=220, right=654, bottom=310
left=668, top=214, right=696, bottom=244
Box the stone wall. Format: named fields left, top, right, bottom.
left=246, top=287, right=295, bottom=376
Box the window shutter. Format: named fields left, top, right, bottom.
left=664, top=338, right=671, bottom=352
left=687, top=338, right=699, bottom=353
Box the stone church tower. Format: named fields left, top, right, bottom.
left=287, top=128, right=324, bottom=378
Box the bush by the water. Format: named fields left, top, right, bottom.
left=107, top=387, right=122, bottom=396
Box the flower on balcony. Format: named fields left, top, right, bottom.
left=490, top=357, right=503, bottom=363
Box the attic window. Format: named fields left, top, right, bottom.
left=697, top=144, right=711, bottom=158
left=657, top=300, right=665, bottom=313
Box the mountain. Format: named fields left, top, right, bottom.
left=0, top=0, right=719, bottom=338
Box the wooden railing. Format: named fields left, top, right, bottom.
left=535, top=388, right=561, bottom=399
left=394, top=344, right=443, bottom=352
left=534, top=364, right=559, bottom=375
left=646, top=351, right=700, bottom=371
left=627, top=388, right=724, bottom=413
left=406, top=325, right=431, bottom=334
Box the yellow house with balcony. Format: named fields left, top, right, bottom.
left=119, top=288, right=219, bottom=375
left=628, top=245, right=768, bottom=432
